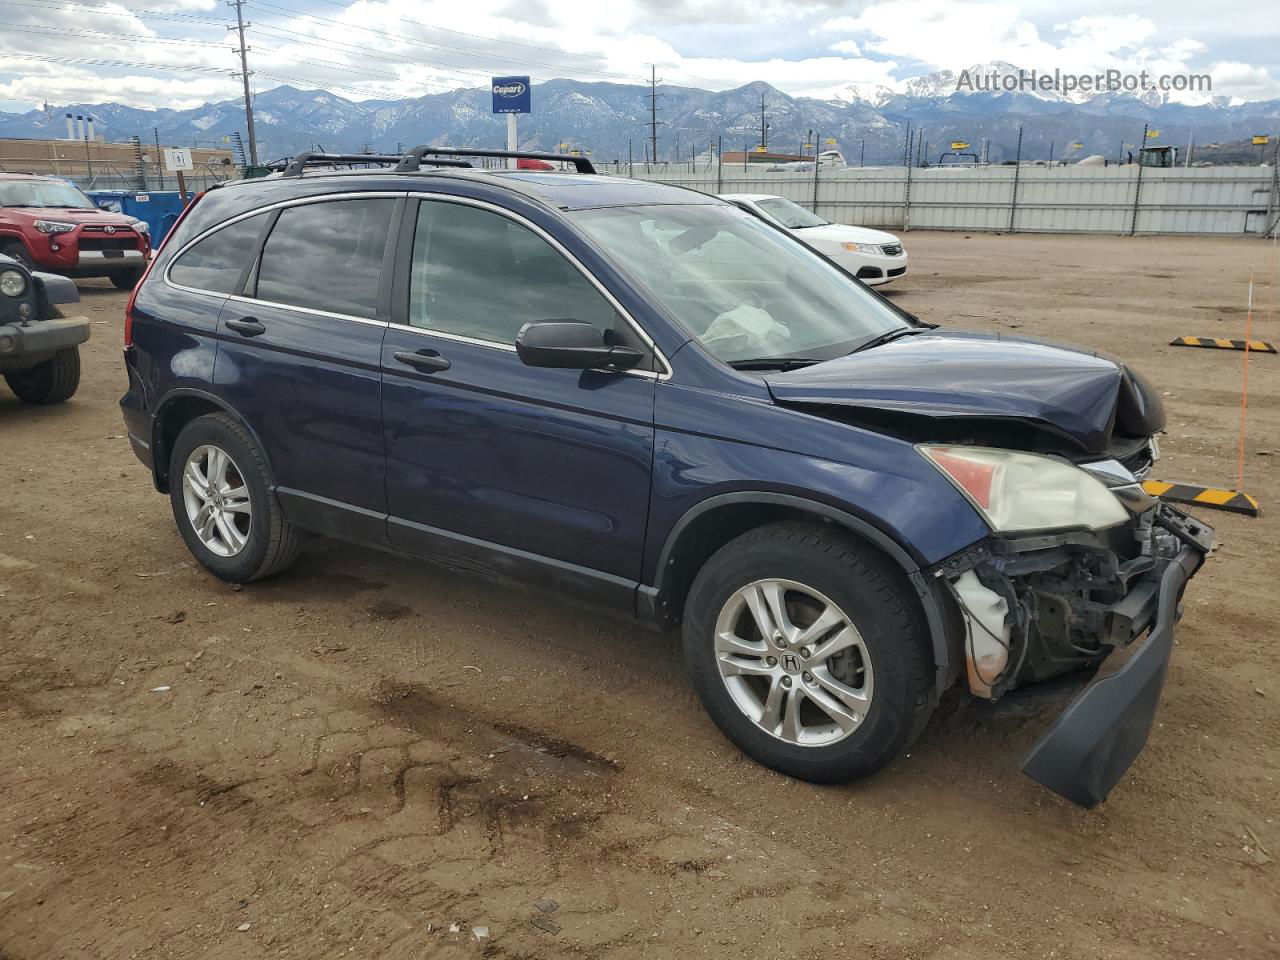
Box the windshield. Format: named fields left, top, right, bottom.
left=756, top=197, right=827, bottom=229
left=571, top=203, right=907, bottom=365
left=0, top=180, right=96, bottom=210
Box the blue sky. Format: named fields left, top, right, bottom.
left=1, top=0, right=1276, bottom=112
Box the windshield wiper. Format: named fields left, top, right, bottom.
left=848, top=326, right=923, bottom=354
left=728, top=357, right=824, bottom=371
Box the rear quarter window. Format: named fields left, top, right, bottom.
left=168, top=213, right=271, bottom=295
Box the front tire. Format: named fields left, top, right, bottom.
left=1, top=241, right=34, bottom=270
left=683, top=522, right=934, bottom=784
left=110, top=268, right=144, bottom=291
left=4, top=347, right=80, bottom=404
left=168, top=413, right=301, bottom=582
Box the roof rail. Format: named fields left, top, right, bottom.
left=278, top=151, right=471, bottom=177
left=396, top=146, right=596, bottom=174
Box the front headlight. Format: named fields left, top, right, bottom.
left=0, top=269, right=27, bottom=297
left=841, top=242, right=882, bottom=254
left=918, top=445, right=1129, bottom=533
left=132, top=219, right=150, bottom=236
left=34, top=220, right=76, bottom=235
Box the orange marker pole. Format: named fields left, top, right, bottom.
left=1235, top=274, right=1254, bottom=493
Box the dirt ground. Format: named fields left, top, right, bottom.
left=2, top=231, right=1277, bottom=960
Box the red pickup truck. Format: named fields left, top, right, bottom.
left=0, top=173, right=151, bottom=290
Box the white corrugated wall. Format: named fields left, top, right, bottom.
left=608, top=163, right=1276, bottom=236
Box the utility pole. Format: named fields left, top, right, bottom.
left=759, top=91, right=768, bottom=150
left=153, top=127, right=164, bottom=189
left=648, top=65, right=661, bottom=167
left=228, top=0, right=258, bottom=167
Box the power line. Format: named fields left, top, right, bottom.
left=3, top=0, right=233, bottom=27
left=272, top=0, right=623, bottom=68
left=0, top=20, right=467, bottom=93
left=248, top=22, right=516, bottom=82
left=246, top=0, right=647, bottom=84
left=0, top=51, right=235, bottom=75
left=0, top=23, right=221, bottom=48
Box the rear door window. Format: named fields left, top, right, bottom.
left=169, top=213, right=270, bottom=294
left=254, top=198, right=396, bottom=319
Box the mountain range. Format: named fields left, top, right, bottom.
left=2, top=62, right=1277, bottom=166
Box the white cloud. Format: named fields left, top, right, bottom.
left=0, top=0, right=1276, bottom=111
left=821, top=0, right=1279, bottom=100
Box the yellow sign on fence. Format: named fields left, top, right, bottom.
left=1147, top=129, right=1160, bottom=138
left=1254, top=135, right=1271, bottom=146
left=950, top=141, right=969, bottom=150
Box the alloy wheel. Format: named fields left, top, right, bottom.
left=713, top=578, right=874, bottom=747
left=181, top=444, right=252, bottom=557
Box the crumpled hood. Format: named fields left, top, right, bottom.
left=765, top=330, right=1163, bottom=454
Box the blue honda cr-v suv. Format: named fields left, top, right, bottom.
left=120, top=147, right=1212, bottom=807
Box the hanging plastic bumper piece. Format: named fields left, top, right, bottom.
left=1020, top=506, right=1214, bottom=807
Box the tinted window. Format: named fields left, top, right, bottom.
left=255, top=198, right=394, bottom=319
left=408, top=200, right=625, bottom=347
left=169, top=213, right=270, bottom=294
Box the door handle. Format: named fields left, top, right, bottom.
left=393, top=349, right=451, bottom=373
left=225, top=317, right=266, bottom=338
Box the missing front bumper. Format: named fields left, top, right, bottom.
left=1020, top=517, right=1210, bottom=807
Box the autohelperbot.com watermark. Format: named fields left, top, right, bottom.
left=956, top=68, right=1212, bottom=96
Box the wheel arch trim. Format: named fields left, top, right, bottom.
left=149, top=388, right=277, bottom=493
left=643, top=491, right=960, bottom=695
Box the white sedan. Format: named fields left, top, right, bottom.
left=719, top=194, right=908, bottom=287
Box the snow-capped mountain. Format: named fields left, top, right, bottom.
left=0, top=76, right=1275, bottom=167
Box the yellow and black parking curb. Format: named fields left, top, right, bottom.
left=1142, top=480, right=1260, bottom=516
left=1169, top=336, right=1277, bottom=353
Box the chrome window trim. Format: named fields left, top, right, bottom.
left=162, top=191, right=407, bottom=310
left=161, top=188, right=672, bottom=380
left=401, top=191, right=672, bottom=380
left=226, top=294, right=387, bottom=327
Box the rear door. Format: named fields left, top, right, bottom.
left=380, top=195, right=659, bottom=611
left=213, top=193, right=400, bottom=543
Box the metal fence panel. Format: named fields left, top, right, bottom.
left=621, top=163, right=1275, bottom=236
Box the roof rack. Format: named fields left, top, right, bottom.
left=278, top=151, right=472, bottom=177
left=396, top=146, right=596, bottom=175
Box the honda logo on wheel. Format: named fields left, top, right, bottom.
left=781, top=653, right=801, bottom=673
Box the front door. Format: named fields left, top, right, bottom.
left=381, top=196, right=657, bottom=611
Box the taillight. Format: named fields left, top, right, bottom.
left=125, top=190, right=205, bottom=347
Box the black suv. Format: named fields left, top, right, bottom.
left=0, top=251, right=86, bottom=403
left=119, top=148, right=1212, bottom=807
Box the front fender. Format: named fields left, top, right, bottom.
left=33, top=271, right=81, bottom=305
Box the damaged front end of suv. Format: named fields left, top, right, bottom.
left=765, top=330, right=1214, bottom=806
left=921, top=444, right=1213, bottom=807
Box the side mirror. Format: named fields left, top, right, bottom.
left=515, top=321, right=644, bottom=371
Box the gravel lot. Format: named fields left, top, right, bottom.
left=1, top=231, right=1277, bottom=959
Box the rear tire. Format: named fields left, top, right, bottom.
left=168, top=413, right=302, bottom=582
left=110, top=268, right=143, bottom=291
left=683, top=521, right=934, bottom=784
left=4, top=347, right=80, bottom=404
